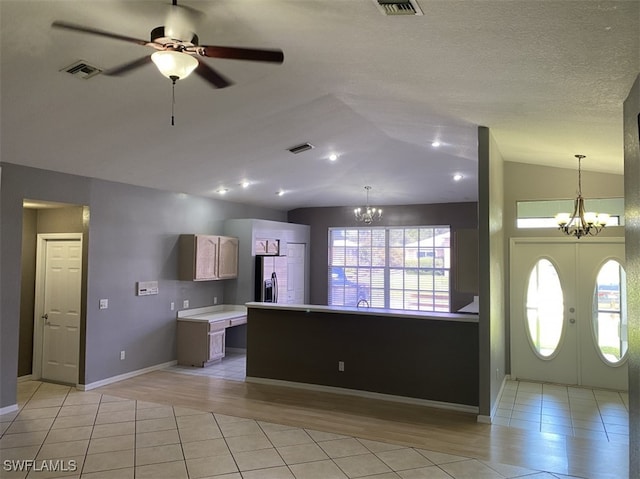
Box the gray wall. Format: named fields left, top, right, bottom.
left=18, top=209, right=37, bottom=377
left=0, top=162, right=286, bottom=408
left=477, top=127, right=507, bottom=419
left=287, top=203, right=478, bottom=311
left=623, top=74, right=640, bottom=478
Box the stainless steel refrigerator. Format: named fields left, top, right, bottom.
left=255, top=255, right=288, bottom=303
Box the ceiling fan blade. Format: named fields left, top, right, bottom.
left=103, top=56, right=152, bottom=76
left=52, top=21, right=149, bottom=46
left=200, top=46, right=284, bottom=64
left=194, top=61, right=233, bottom=88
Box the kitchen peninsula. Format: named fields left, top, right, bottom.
left=245, top=302, right=479, bottom=411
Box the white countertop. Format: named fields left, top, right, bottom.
left=245, top=302, right=478, bottom=323
left=177, top=305, right=247, bottom=323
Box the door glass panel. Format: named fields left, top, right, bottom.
left=593, top=260, right=628, bottom=364
left=526, top=259, right=564, bottom=358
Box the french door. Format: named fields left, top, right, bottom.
left=510, top=238, right=627, bottom=390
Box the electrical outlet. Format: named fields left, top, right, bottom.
left=183, top=300, right=189, bottom=309
left=214, top=296, right=218, bottom=305
left=170, top=302, right=175, bottom=311
left=120, top=350, right=125, bottom=360
left=99, top=299, right=108, bottom=310
left=338, top=361, right=345, bottom=372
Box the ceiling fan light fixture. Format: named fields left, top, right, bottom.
left=151, top=51, right=198, bottom=80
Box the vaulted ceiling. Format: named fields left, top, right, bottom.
left=1, top=1, right=638, bottom=210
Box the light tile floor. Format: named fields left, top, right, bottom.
left=168, top=352, right=631, bottom=445
left=167, top=351, right=246, bottom=382
left=493, top=380, right=629, bottom=444
left=0, top=380, right=582, bottom=479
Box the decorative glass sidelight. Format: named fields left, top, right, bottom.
left=526, top=259, right=564, bottom=358
left=593, top=260, right=628, bottom=364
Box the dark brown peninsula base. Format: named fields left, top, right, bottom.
left=246, top=303, right=479, bottom=410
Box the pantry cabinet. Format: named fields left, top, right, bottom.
left=179, top=234, right=238, bottom=281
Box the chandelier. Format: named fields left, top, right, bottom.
left=354, top=186, right=382, bottom=224
left=555, top=154, right=610, bottom=239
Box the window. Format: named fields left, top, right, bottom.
left=516, top=198, right=623, bottom=229
left=592, top=260, right=628, bottom=364
left=328, top=227, right=450, bottom=311
left=525, top=258, right=564, bottom=358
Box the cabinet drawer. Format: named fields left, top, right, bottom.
left=209, top=320, right=229, bottom=332
left=230, top=316, right=247, bottom=327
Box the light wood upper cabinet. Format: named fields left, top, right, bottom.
left=179, top=234, right=238, bottom=281
left=218, top=236, right=239, bottom=279
left=255, top=238, right=280, bottom=255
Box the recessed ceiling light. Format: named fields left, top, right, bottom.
left=431, top=141, right=441, bottom=147
left=218, top=188, right=229, bottom=195
left=453, top=173, right=463, bottom=181
left=276, top=190, right=285, bottom=196
left=241, top=180, right=250, bottom=188
left=329, top=153, right=338, bottom=162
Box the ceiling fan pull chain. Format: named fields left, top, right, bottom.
left=171, top=76, right=177, bottom=126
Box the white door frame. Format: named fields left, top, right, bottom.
left=32, top=233, right=83, bottom=384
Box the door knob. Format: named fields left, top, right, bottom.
left=42, top=313, right=50, bottom=325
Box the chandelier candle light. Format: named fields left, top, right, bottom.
left=354, top=186, right=382, bottom=224
left=555, top=154, right=610, bottom=239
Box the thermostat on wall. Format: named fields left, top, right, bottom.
left=137, top=281, right=159, bottom=296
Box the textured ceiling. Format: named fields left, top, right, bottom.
left=1, top=0, right=638, bottom=210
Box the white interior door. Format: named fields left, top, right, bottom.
left=38, top=237, right=82, bottom=384
left=510, top=238, right=627, bottom=390
left=287, top=243, right=306, bottom=304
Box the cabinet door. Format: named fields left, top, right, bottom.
left=208, top=329, right=225, bottom=361
left=218, top=236, right=239, bottom=279
left=266, top=239, right=280, bottom=255
left=195, top=235, right=218, bottom=280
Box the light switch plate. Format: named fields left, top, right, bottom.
left=99, top=299, right=108, bottom=310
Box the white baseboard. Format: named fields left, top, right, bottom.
left=246, top=376, right=479, bottom=414
left=0, top=404, right=19, bottom=415
left=18, top=374, right=34, bottom=382
left=78, top=360, right=177, bottom=391
left=476, top=374, right=511, bottom=424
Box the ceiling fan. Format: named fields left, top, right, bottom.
left=51, top=0, right=284, bottom=89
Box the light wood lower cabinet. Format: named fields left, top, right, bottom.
left=177, top=320, right=227, bottom=367
left=208, top=329, right=226, bottom=362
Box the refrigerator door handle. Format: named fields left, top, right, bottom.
left=272, top=272, right=278, bottom=303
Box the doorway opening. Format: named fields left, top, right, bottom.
left=19, top=200, right=89, bottom=387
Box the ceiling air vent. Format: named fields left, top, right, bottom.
left=61, top=60, right=102, bottom=79
left=374, top=0, right=423, bottom=16
left=287, top=143, right=315, bottom=154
